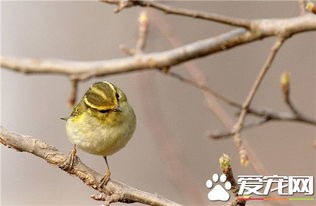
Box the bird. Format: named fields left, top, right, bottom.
left=61, top=81, right=136, bottom=188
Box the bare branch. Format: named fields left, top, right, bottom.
left=298, top=0, right=306, bottom=15
left=136, top=10, right=149, bottom=52
left=2, top=3, right=315, bottom=205
left=164, top=71, right=241, bottom=109
left=0, top=28, right=246, bottom=79
left=164, top=71, right=316, bottom=126
left=0, top=127, right=182, bottom=206
left=101, top=0, right=251, bottom=28
left=149, top=13, right=283, bottom=206
left=232, top=38, right=285, bottom=165
left=1, top=14, right=315, bottom=80
left=150, top=12, right=315, bottom=203
left=247, top=108, right=316, bottom=126
left=209, top=118, right=270, bottom=139
left=67, top=78, right=79, bottom=107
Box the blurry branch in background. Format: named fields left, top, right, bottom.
left=122, top=11, right=206, bottom=205
left=138, top=73, right=207, bottom=205
left=120, top=10, right=149, bottom=55
left=148, top=10, right=288, bottom=206
left=67, top=78, right=79, bottom=107
left=0, top=127, right=182, bottom=206
left=298, top=0, right=307, bottom=15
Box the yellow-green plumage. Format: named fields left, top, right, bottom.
left=66, top=81, right=136, bottom=156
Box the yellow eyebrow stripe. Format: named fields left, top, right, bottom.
left=83, top=96, right=109, bottom=110
left=103, top=81, right=116, bottom=93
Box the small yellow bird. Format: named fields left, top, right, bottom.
left=61, top=81, right=136, bottom=188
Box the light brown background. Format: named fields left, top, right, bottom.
left=1, top=1, right=315, bottom=206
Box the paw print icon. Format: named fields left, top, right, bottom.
left=206, top=173, right=232, bottom=201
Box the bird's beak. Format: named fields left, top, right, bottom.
left=60, top=117, right=69, bottom=121
left=113, top=105, right=123, bottom=112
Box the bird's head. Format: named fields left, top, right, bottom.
left=83, top=81, right=127, bottom=114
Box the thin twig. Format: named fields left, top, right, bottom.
left=67, top=78, right=79, bottom=107
left=164, top=71, right=241, bottom=109
left=0, top=126, right=182, bottom=206
left=232, top=38, right=285, bottom=165
left=161, top=71, right=316, bottom=136
left=136, top=10, right=149, bottom=52
left=209, top=118, right=270, bottom=139
left=298, top=0, right=306, bottom=15
left=101, top=0, right=251, bottom=28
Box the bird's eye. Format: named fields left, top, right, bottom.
left=115, top=92, right=120, bottom=100
left=99, top=109, right=110, bottom=113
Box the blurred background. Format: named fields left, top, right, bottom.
left=1, top=1, right=315, bottom=206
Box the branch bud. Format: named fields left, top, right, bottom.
left=306, top=2, right=316, bottom=14
left=138, top=11, right=149, bottom=26
left=280, top=72, right=290, bottom=97
left=240, top=149, right=249, bottom=167
left=219, top=153, right=231, bottom=171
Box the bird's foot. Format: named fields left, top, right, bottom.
left=59, top=146, right=77, bottom=171
left=98, top=169, right=111, bottom=189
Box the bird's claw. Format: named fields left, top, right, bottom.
left=59, top=146, right=77, bottom=171
left=98, top=170, right=111, bottom=189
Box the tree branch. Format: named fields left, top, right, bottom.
left=209, top=118, right=270, bottom=139
left=1, top=14, right=315, bottom=80
left=67, top=78, right=79, bottom=107
left=101, top=0, right=251, bottom=28
left=0, top=126, right=182, bottom=206
left=164, top=71, right=316, bottom=126
left=232, top=37, right=285, bottom=165
left=149, top=12, right=285, bottom=206
left=298, top=0, right=306, bottom=15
